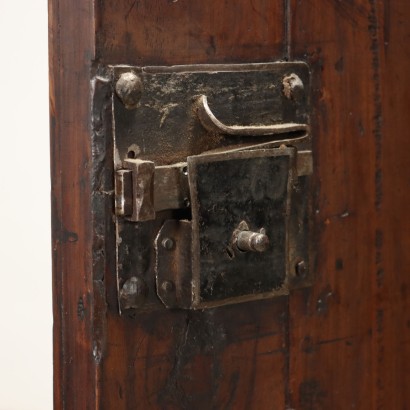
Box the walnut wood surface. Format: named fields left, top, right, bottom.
left=288, top=1, right=410, bottom=408
left=95, top=1, right=286, bottom=65
left=49, top=0, right=97, bottom=408
left=50, top=0, right=410, bottom=408
left=289, top=1, right=378, bottom=407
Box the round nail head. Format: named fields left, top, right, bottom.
left=162, top=237, right=175, bottom=250
left=161, top=280, right=174, bottom=292
left=115, top=72, right=143, bottom=109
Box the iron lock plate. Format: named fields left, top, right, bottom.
left=156, top=147, right=296, bottom=309
left=111, top=62, right=313, bottom=313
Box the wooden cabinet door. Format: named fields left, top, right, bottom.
left=49, top=1, right=410, bottom=408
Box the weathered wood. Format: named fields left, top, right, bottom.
left=95, top=1, right=287, bottom=65
left=49, top=0, right=97, bottom=408
left=289, top=0, right=410, bottom=408
left=50, top=0, right=410, bottom=408
left=101, top=300, right=288, bottom=409
left=374, top=1, right=410, bottom=406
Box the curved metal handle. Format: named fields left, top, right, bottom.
left=197, top=95, right=308, bottom=136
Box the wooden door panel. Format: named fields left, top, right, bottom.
left=376, top=1, right=410, bottom=406
left=49, top=0, right=410, bottom=408
left=288, top=1, right=410, bottom=408
left=49, top=0, right=96, bottom=408
left=102, top=300, right=287, bottom=409
left=96, top=1, right=287, bottom=65
left=289, top=1, right=376, bottom=408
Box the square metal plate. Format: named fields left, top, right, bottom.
left=188, top=147, right=296, bottom=307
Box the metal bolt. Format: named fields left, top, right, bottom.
left=162, top=237, right=175, bottom=250
left=236, top=230, right=270, bottom=253
left=119, top=276, right=148, bottom=310
left=295, top=260, right=307, bottom=277
left=161, top=280, right=175, bottom=293
left=282, top=73, right=304, bottom=100
left=115, top=72, right=143, bottom=109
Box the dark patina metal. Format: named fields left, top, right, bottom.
left=188, top=147, right=295, bottom=307
left=109, top=62, right=313, bottom=313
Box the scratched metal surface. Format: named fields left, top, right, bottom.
left=111, top=62, right=310, bottom=166
left=111, top=62, right=312, bottom=313
left=189, top=149, right=294, bottom=304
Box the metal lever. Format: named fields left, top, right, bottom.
left=197, top=95, right=308, bottom=136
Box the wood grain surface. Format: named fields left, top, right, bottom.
left=49, top=0, right=97, bottom=408
left=95, top=1, right=287, bottom=65
left=49, top=0, right=410, bottom=408
left=288, top=1, right=410, bottom=408
left=290, top=1, right=377, bottom=408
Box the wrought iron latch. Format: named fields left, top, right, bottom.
left=111, top=62, right=313, bottom=313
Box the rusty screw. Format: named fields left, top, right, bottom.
left=295, top=260, right=307, bottom=277
left=119, top=276, right=148, bottom=310
left=115, top=72, right=143, bottom=109
left=282, top=73, right=304, bottom=100
left=161, top=280, right=175, bottom=293
left=162, top=237, right=175, bottom=250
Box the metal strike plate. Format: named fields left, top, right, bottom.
left=111, top=62, right=313, bottom=313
